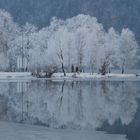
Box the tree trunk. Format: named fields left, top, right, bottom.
left=71, top=65, right=74, bottom=73
left=122, top=66, right=124, bottom=74
left=62, top=63, right=66, bottom=76
left=109, top=68, right=111, bottom=73
left=121, top=60, right=125, bottom=74
left=91, top=64, right=94, bottom=74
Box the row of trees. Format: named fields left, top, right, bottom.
left=0, top=9, right=139, bottom=75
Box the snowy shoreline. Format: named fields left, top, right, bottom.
left=0, top=72, right=139, bottom=81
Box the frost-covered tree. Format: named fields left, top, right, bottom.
left=75, top=30, right=86, bottom=72
left=99, top=28, right=120, bottom=74
left=117, top=29, right=138, bottom=74
left=0, top=10, right=139, bottom=74
left=0, top=9, right=19, bottom=71
left=48, top=26, right=69, bottom=76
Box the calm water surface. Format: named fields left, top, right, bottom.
left=0, top=80, right=140, bottom=140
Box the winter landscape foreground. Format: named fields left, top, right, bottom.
left=0, top=121, right=126, bottom=140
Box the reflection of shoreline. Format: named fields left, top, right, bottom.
left=0, top=81, right=139, bottom=130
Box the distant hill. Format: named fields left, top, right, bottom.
left=0, top=0, right=140, bottom=42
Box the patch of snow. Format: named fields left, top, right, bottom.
left=0, top=72, right=32, bottom=80
left=0, top=121, right=127, bottom=140
left=0, top=72, right=31, bottom=77
left=106, top=73, right=136, bottom=78
left=52, top=73, right=138, bottom=80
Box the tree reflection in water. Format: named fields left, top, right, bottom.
left=0, top=80, right=139, bottom=135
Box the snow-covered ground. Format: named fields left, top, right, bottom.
left=52, top=73, right=140, bottom=80
left=0, top=72, right=139, bottom=80
left=0, top=121, right=127, bottom=140
left=0, top=72, right=31, bottom=78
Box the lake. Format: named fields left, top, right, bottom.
left=0, top=80, right=140, bottom=140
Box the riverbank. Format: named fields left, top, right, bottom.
left=0, top=72, right=139, bottom=80
left=53, top=73, right=138, bottom=79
